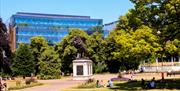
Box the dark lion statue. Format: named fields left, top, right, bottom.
left=72, top=36, right=88, bottom=59
left=0, top=18, right=12, bottom=74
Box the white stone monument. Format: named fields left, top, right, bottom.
left=73, top=59, right=93, bottom=80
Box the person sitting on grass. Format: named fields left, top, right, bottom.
left=96, top=80, right=104, bottom=88
left=141, top=78, right=149, bottom=89
left=100, top=80, right=104, bottom=87
left=96, top=80, right=100, bottom=88
left=148, top=77, right=156, bottom=89
left=107, top=80, right=113, bottom=88
left=141, top=78, right=145, bottom=86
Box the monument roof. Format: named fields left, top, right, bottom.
left=73, top=59, right=92, bottom=63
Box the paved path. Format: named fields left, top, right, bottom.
left=16, top=77, right=84, bottom=91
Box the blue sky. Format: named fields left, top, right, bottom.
left=0, top=0, right=134, bottom=24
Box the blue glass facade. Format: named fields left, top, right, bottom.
left=103, top=21, right=118, bottom=37
left=10, top=12, right=103, bottom=47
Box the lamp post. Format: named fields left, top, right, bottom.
left=157, top=30, right=164, bottom=80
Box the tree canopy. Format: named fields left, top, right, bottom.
left=12, top=43, right=34, bottom=76
left=30, top=36, right=48, bottom=75
left=117, top=0, right=180, bottom=41
left=38, top=46, right=61, bottom=79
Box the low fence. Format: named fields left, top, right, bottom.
left=142, top=66, right=180, bottom=72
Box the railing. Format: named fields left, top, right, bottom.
left=142, top=66, right=180, bottom=72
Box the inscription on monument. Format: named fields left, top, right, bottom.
left=77, top=65, right=83, bottom=75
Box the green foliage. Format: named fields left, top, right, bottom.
left=115, top=0, right=180, bottom=65
left=38, top=46, right=61, bottom=79
left=117, top=0, right=180, bottom=46
left=37, top=75, right=60, bottom=80
left=9, top=82, right=43, bottom=90
left=25, top=79, right=31, bottom=85
left=25, top=77, right=38, bottom=85
left=109, top=26, right=161, bottom=70
left=112, top=78, right=180, bottom=90
left=55, top=29, right=88, bottom=74
left=77, top=82, right=96, bottom=88
left=87, top=32, right=108, bottom=73
left=93, top=62, right=107, bottom=73
left=30, top=36, right=48, bottom=56
left=12, top=43, right=35, bottom=76
left=16, top=80, right=22, bottom=86
left=87, top=26, right=103, bottom=34
left=30, top=36, right=48, bottom=75
left=165, top=39, right=180, bottom=55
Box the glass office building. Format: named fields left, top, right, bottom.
left=9, top=12, right=103, bottom=50
left=103, top=21, right=118, bottom=37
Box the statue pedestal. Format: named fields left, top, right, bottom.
left=73, top=59, right=93, bottom=80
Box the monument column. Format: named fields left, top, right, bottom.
left=73, top=63, right=77, bottom=76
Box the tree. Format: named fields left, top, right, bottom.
left=165, top=39, right=180, bottom=61
left=87, top=26, right=103, bottom=34
left=30, top=36, right=48, bottom=75
left=87, top=32, right=108, bottom=73
left=115, top=0, right=180, bottom=66
left=105, top=29, right=122, bottom=72
left=12, top=43, right=34, bottom=76
left=0, top=19, right=12, bottom=74
left=117, top=0, right=180, bottom=41
left=38, top=46, right=61, bottom=79
left=55, top=29, right=89, bottom=74
left=111, top=26, right=161, bottom=70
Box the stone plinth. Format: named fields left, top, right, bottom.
left=73, top=59, right=93, bottom=80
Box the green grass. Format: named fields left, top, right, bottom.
left=111, top=79, right=180, bottom=90
left=8, top=82, right=43, bottom=90
left=77, top=82, right=96, bottom=88
left=62, top=78, right=180, bottom=91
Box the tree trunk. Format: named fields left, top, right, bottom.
left=171, top=57, right=174, bottom=66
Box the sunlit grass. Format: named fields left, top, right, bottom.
left=62, top=78, right=180, bottom=91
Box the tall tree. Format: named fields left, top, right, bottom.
left=117, top=0, right=180, bottom=41
left=105, top=29, right=123, bottom=72
left=39, top=46, right=61, bottom=79
left=0, top=18, right=12, bottom=74
left=111, top=26, right=161, bottom=70
left=30, top=36, right=48, bottom=75
left=12, top=43, right=34, bottom=76
left=87, top=32, right=108, bottom=73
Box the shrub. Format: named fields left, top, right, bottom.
left=118, top=72, right=123, bottom=78
left=16, top=80, right=22, bottom=86
left=87, top=78, right=95, bottom=83
left=94, top=62, right=107, bottom=73
left=30, top=77, right=38, bottom=83
left=37, top=74, right=60, bottom=80
left=25, top=77, right=38, bottom=85
left=9, top=83, right=43, bottom=90
left=25, top=79, right=31, bottom=85
left=77, top=80, right=96, bottom=88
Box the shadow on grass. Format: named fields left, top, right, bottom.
left=110, top=78, right=180, bottom=91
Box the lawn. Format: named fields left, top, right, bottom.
left=6, top=77, right=43, bottom=90
left=62, top=78, right=180, bottom=91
